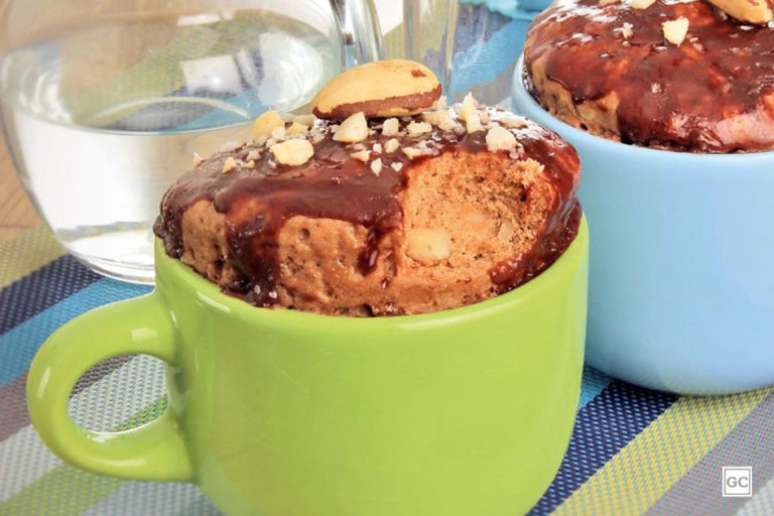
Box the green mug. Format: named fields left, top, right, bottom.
left=27, top=218, right=589, bottom=516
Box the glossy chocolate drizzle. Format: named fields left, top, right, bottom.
left=525, top=0, right=774, bottom=152
left=154, top=112, right=581, bottom=309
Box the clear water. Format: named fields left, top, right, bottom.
left=0, top=9, right=342, bottom=283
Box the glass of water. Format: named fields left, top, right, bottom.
left=0, top=0, right=381, bottom=283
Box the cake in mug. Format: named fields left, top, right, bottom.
left=154, top=60, right=581, bottom=316
left=523, top=0, right=774, bottom=152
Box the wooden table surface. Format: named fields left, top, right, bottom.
left=0, top=133, right=41, bottom=243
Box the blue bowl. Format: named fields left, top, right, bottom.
left=512, top=58, right=774, bottom=394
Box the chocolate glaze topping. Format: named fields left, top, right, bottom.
left=525, top=0, right=774, bottom=152
left=154, top=107, right=581, bottom=309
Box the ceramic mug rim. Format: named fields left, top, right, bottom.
left=154, top=216, right=589, bottom=330
left=512, top=56, right=774, bottom=166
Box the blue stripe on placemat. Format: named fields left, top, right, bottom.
left=528, top=381, right=678, bottom=515
left=0, top=279, right=151, bottom=385
left=0, top=255, right=101, bottom=334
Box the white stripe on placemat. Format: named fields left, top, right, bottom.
left=736, top=476, right=774, bottom=516
left=0, top=355, right=166, bottom=502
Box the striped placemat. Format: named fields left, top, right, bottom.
left=2, top=227, right=774, bottom=516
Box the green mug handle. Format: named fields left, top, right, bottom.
left=26, top=293, right=194, bottom=481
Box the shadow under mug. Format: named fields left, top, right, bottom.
left=27, top=220, right=588, bottom=516
left=512, top=57, right=774, bottom=395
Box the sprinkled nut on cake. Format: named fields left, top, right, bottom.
left=662, top=18, right=689, bottom=46
left=333, top=113, right=369, bottom=143
left=252, top=110, right=284, bottom=140
left=270, top=139, right=314, bottom=166
left=628, top=0, right=656, bottom=9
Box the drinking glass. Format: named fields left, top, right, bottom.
left=0, top=0, right=381, bottom=283
left=393, top=0, right=459, bottom=98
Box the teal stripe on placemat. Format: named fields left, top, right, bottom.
left=0, top=256, right=100, bottom=335
left=579, top=366, right=610, bottom=409
left=0, top=279, right=150, bottom=385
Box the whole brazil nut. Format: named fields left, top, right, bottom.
left=313, top=59, right=442, bottom=120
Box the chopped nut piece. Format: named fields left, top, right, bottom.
left=407, top=121, right=432, bottom=136
left=286, top=122, right=309, bottom=136
left=432, top=96, right=448, bottom=110
left=422, top=110, right=458, bottom=131
left=384, top=138, right=400, bottom=153
left=498, top=115, right=528, bottom=129
left=629, top=0, right=656, bottom=9
left=292, top=114, right=317, bottom=126
left=651, top=82, right=662, bottom=94
left=406, top=228, right=451, bottom=264
left=271, top=126, right=286, bottom=140
left=333, top=112, right=368, bottom=143
left=192, top=152, right=204, bottom=167
left=497, top=219, right=515, bottom=242
left=270, top=139, right=314, bottom=166
left=600, top=0, right=619, bottom=5
left=370, top=158, right=383, bottom=175
left=372, top=143, right=383, bottom=153
left=252, top=110, right=285, bottom=140
left=459, top=92, right=478, bottom=121
left=351, top=150, right=371, bottom=162
left=244, top=160, right=256, bottom=169
left=486, top=126, right=518, bottom=152
left=479, top=110, right=491, bottom=124
left=466, top=111, right=483, bottom=133
left=245, top=149, right=260, bottom=161
left=458, top=92, right=483, bottom=133
left=222, top=157, right=237, bottom=174
left=662, top=17, right=689, bottom=46
left=615, top=22, right=634, bottom=39
left=403, top=146, right=423, bottom=159
left=391, top=162, right=404, bottom=172
left=402, top=142, right=438, bottom=159
left=382, top=117, right=400, bottom=136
